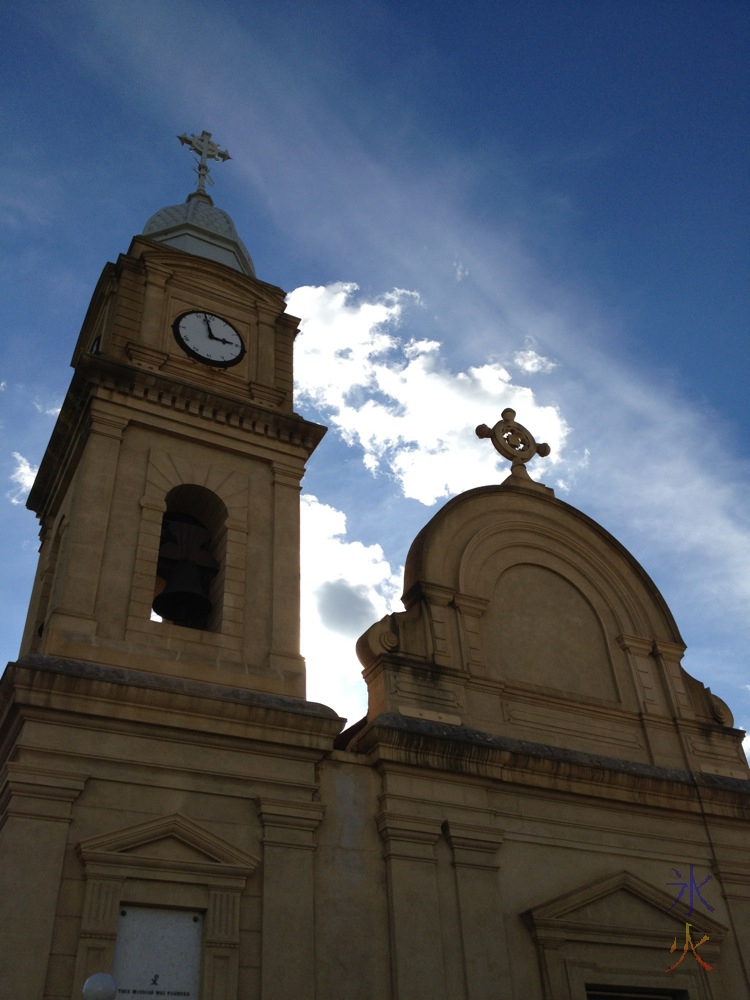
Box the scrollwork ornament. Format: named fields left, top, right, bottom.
left=708, top=691, right=734, bottom=727
left=380, top=629, right=399, bottom=652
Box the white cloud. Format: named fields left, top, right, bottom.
left=301, top=494, right=401, bottom=723
left=33, top=399, right=62, bottom=418
left=514, top=348, right=557, bottom=374
left=7, top=453, right=37, bottom=505
left=290, top=283, right=567, bottom=506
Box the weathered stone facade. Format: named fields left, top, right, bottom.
left=1, top=187, right=748, bottom=1000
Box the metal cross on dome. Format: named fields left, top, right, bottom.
left=177, top=130, right=231, bottom=195
left=476, top=408, right=551, bottom=469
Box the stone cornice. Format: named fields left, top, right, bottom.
left=1, top=655, right=345, bottom=751
left=28, top=354, right=326, bottom=519
left=351, top=713, right=750, bottom=816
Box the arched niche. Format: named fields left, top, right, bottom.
left=405, top=487, right=682, bottom=650
left=486, top=562, right=618, bottom=701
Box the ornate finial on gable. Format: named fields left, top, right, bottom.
left=476, top=408, right=552, bottom=490
left=177, top=130, right=231, bottom=197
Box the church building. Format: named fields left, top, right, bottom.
left=1, top=132, right=748, bottom=1000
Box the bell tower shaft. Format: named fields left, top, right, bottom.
left=21, top=221, right=325, bottom=697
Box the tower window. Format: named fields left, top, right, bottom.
left=152, top=485, right=227, bottom=631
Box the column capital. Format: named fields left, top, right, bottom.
left=452, top=593, right=490, bottom=617
left=376, top=810, right=442, bottom=862
left=616, top=633, right=655, bottom=656
left=443, top=820, right=504, bottom=870
left=258, top=799, right=324, bottom=850
left=0, top=763, right=86, bottom=825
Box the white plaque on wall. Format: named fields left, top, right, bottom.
left=113, top=907, right=203, bottom=999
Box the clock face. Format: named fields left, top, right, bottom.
left=172, top=311, right=245, bottom=367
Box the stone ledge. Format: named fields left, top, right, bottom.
left=350, top=712, right=750, bottom=810
left=1, top=655, right=345, bottom=751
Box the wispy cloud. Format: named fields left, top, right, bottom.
left=7, top=453, right=37, bottom=506
left=33, top=399, right=62, bottom=418
left=453, top=259, right=469, bottom=281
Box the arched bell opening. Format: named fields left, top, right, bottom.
left=152, top=485, right=227, bottom=632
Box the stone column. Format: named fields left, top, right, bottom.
left=377, top=811, right=446, bottom=1000
left=422, top=583, right=458, bottom=667
left=453, top=594, right=490, bottom=677
left=203, top=888, right=243, bottom=998
left=258, top=799, right=324, bottom=1000
left=0, top=763, right=85, bottom=1000
left=73, top=875, right=125, bottom=994
left=444, top=821, right=508, bottom=1000
left=256, top=304, right=277, bottom=387
left=268, top=464, right=305, bottom=694
left=44, top=405, right=127, bottom=641
left=537, top=940, right=568, bottom=1000
left=652, top=638, right=698, bottom=770
left=138, top=262, right=171, bottom=350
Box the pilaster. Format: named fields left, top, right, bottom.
left=376, top=810, right=446, bottom=1000
left=0, top=763, right=85, bottom=1000
left=74, top=875, right=125, bottom=988
left=42, top=405, right=127, bottom=646
left=444, top=820, right=508, bottom=1000
left=258, top=799, right=324, bottom=1000
left=453, top=593, right=489, bottom=676
left=268, top=463, right=305, bottom=691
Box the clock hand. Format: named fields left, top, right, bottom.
left=202, top=313, right=219, bottom=340
left=199, top=313, right=235, bottom=349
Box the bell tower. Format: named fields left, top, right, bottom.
left=19, top=131, right=326, bottom=698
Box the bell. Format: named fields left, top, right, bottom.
left=153, top=559, right=213, bottom=628
left=152, top=512, right=218, bottom=629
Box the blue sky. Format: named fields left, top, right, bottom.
left=2, top=0, right=748, bottom=743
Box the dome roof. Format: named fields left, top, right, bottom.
left=142, top=191, right=255, bottom=276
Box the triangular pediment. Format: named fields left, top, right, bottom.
left=77, top=813, right=258, bottom=874
left=125, top=835, right=216, bottom=865
left=523, top=869, right=728, bottom=944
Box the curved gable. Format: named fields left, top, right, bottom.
left=357, top=484, right=746, bottom=777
